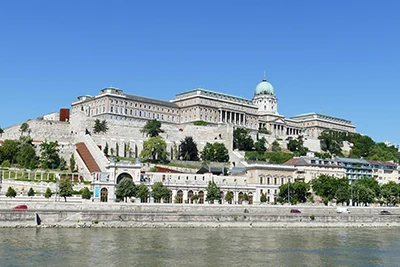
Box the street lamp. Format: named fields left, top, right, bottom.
left=288, top=178, right=291, bottom=205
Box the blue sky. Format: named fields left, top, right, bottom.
left=1, top=1, right=399, bottom=145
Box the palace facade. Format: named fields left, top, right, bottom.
left=71, top=77, right=356, bottom=140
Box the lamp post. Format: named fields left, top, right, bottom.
left=288, top=178, right=291, bottom=205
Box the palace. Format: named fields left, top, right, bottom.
left=72, top=77, right=356, bottom=140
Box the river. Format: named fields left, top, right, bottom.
left=0, top=227, right=399, bottom=267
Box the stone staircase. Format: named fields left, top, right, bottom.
left=75, top=142, right=101, bottom=173
left=75, top=134, right=109, bottom=172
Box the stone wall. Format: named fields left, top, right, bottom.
left=0, top=203, right=399, bottom=228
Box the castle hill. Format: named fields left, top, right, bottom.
left=0, top=77, right=399, bottom=228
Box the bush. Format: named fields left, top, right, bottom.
left=193, top=120, right=208, bottom=126
left=44, top=188, right=53, bottom=199
left=81, top=187, right=92, bottom=200
left=28, top=187, right=35, bottom=197
left=6, top=187, right=17, bottom=198
left=1, top=160, right=11, bottom=168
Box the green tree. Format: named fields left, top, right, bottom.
left=201, top=142, right=229, bottom=162
left=271, top=140, right=281, bottom=152
left=27, top=187, right=35, bottom=197
left=44, top=187, right=53, bottom=199
left=103, top=142, right=109, bottom=157
left=380, top=181, right=398, bottom=206
left=287, top=136, right=309, bottom=156
left=224, top=191, right=234, bottom=204
left=151, top=182, right=171, bottom=203
left=352, top=183, right=375, bottom=206
left=205, top=181, right=220, bottom=203
left=260, top=193, right=267, bottom=203
left=16, top=138, right=37, bottom=169
left=58, top=158, right=66, bottom=170
left=0, top=127, right=3, bottom=134
left=348, top=134, right=375, bottom=158
left=59, top=178, right=73, bottom=202
left=318, top=130, right=344, bottom=156
left=311, top=175, right=349, bottom=205
left=335, top=186, right=350, bottom=205
left=69, top=154, right=76, bottom=172
left=254, top=137, right=267, bottom=154
left=233, top=128, right=254, bottom=151
left=93, top=119, right=109, bottom=134
left=136, top=183, right=150, bottom=203
left=179, top=136, right=199, bottom=161
left=39, top=141, right=61, bottom=169
left=139, top=136, right=168, bottom=162
left=19, top=122, right=29, bottom=134
left=278, top=182, right=310, bottom=204
left=115, top=177, right=136, bottom=202
left=140, top=119, right=164, bottom=137
left=6, top=187, right=17, bottom=198
left=0, top=139, right=18, bottom=165
left=81, top=187, right=92, bottom=200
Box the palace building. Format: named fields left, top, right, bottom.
left=72, top=77, right=356, bottom=140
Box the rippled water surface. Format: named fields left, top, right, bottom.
left=0, top=227, right=399, bottom=267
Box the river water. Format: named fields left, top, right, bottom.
left=0, top=227, right=399, bottom=267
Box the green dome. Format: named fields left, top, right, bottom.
left=254, top=77, right=275, bottom=96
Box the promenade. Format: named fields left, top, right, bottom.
left=0, top=202, right=399, bottom=228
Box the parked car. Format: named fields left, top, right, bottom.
left=290, top=209, right=301, bottom=214
left=336, top=207, right=350, bottom=214
left=379, top=210, right=391, bottom=215
left=12, top=205, right=28, bottom=210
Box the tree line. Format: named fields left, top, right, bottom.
left=276, top=174, right=399, bottom=206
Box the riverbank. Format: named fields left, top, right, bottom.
left=1, top=202, right=399, bottom=228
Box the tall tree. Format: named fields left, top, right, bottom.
left=278, top=182, right=310, bottom=204
left=115, top=177, right=136, bottom=202
left=59, top=178, right=73, bottom=202
left=201, top=142, right=229, bottom=162
left=287, top=136, right=308, bottom=156
left=69, top=154, right=76, bottom=172
left=254, top=137, right=267, bottom=154
left=205, top=181, right=220, bottom=203
left=16, top=137, right=37, bottom=169
left=0, top=139, right=18, bottom=165
left=39, top=141, right=61, bottom=169
left=318, top=130, right=344, bottom=156
left=139, top=136, right=168, bottom=162
left=19, top=122, right=29, bottom=134
left=136, top=183, right=150, bottom=203
left=233, top=128, right=254, bottom=151
left=179, top=136, right=199, bottom=161
left=140, top=119, right=164, bottom=137
left=311, top=175, right=349, bottom=205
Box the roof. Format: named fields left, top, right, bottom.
left=335, top=157, right=370, bottom=164
left=125, top=94, right=178, bottom=108
left=366, top=160, right=398, bottom=168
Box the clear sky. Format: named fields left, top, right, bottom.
left=1, top=1, right=399, bottom=145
